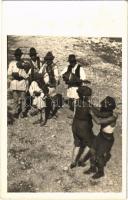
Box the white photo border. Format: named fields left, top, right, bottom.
left=1, top=1, right=127, bottom=200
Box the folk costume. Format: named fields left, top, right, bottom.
left=61, top=54, right=88, bottom=111
left=70, top=86, right=94, bottom=169
left=29, top=73, right=49, bottom=126
left=8, top=48, right=30, bottom=118
left=84, top=96, right=117, bottom=179
left=29, top=48, right=42, bottom=82
left=39, top=52, right=60, bottom=118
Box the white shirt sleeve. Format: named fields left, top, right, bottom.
left=28, top=68, right=31, bottom=75
left=19, top=69, right=29, bottom=79
left=8, top=61, right=14, bottom=76
left=39, top=64, right=46, bottom=74
left=60, top=66, right=68, bottom=77
left=43, top=72, right=49, bottom=84
left=54, top=65, right=59, bottom=81
left=80, top=67, right=86, bottom=80
left=39, top=64, right=49, bottom=84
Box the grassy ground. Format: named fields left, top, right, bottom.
left=7, top=36, right=122, bottom=192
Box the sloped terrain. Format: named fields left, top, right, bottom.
left=7, top=36, right=122, bottom=192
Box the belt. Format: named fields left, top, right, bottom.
left=13, top=77, right=24, bottom=81
left=68, top=83, right=81, bottom=88
left=100, top=131, right=114, bottom=141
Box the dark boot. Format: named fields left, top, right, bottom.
left=77, top=160, right=86, bottom=167
left=40, top=120, right=46, bottom=127
left=84, top=166, right=97, bottom=174
left=92, top=168, right=104, bottom=179
left=33, top=119, right=41, bottom=124
left=70, top=162, right=77, bottom=169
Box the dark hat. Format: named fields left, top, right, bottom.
left=101, top=96, right=116, bottom=110
left=29, top=47, right=37, bottom=56
left=14, top=48, right=23, bottom=56
left=44, top=52, right=55, bottom=60
left=77, top=86, right=92, bottom=97
left=68, top=54, right=76, bottom=62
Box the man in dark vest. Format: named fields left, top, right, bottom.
left=61, top=54, right=89, bottom=111
left=39, top=52, right=60, bottom=119
left=29, top=47, right=41, bottom=81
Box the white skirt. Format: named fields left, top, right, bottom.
left=67, top=87, right=79, bottom=99
left=33, top=96, right=46, bottom=110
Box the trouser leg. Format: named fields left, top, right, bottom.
left=84, top=148, right=97, bottom=174
left=104, top=152, right=111, bottom=166
left=70, top=146, right=81, bottom=168
left=20, top=91, right=26, bottom=114
left=78, top=146, right=90, bottom=166
left=40, top=108, right=47, bottom=126
left=69, top=98, right=75, bottom=111
left=45, top=97, right=52, bottom=119
left=92, top=154, right=105, bottom=179
left=12, top=90, right=19, bottom=116
left=51, top=96, right=57, bottom=116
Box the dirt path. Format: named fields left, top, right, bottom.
left=7, top=36, right=122, bottom=192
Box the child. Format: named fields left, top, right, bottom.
left=29, top=73, right=49, bottom=126
left=84, top=96, right=118, bottom=179
left=70, top=86, right=94, bottom=168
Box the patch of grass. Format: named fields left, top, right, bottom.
left=9, top=148, right=29, bottom=159
left=8, top=180, right=35, bottom=192
left=28, top=145, right=57, bottom=163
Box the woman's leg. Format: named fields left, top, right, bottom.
left=70, top=146, right=81, bottom=168
left=84, top=148, right=97, bottom=174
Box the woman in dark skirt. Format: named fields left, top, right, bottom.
left=70, top=86, right=94, bottom=168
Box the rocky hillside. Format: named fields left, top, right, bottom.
left=7, top=36, right=122, bottom=192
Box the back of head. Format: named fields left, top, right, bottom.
left=100, top=96, right=116, bottom=112
left=68, top=54, right=76, bottom=64
left=77, top=86, right=92, bottom=100
left=44, top=52, right=55, bottom=61
left=29, top=47, right=37, bottom=56
left=14, top=48, right=23, bottom=56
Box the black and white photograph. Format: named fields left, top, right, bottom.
left=7, top=36, right=122, bottom=192
left=1, top=1, right=127, bottom=200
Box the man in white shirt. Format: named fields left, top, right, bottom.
left=8, top=48, right=30, bottom=118
left=61, top=54, right=89, bottom=111
left=39, top=52, right=60, bottom=119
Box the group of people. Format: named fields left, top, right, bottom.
left=8, top=47, right=118, bottom=179
left=8, top=48, right=61, bottom=126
